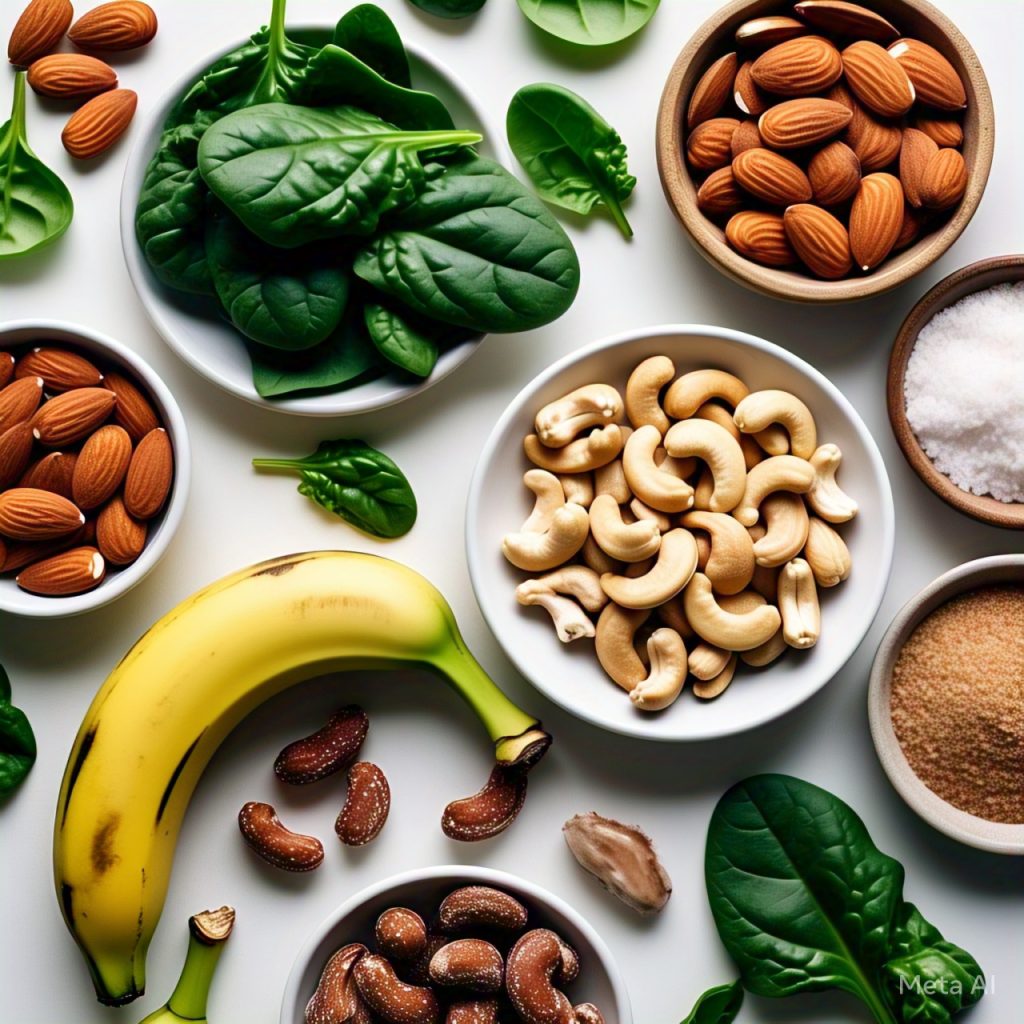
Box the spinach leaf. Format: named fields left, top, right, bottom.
left=254, top=438, right=417, bottom=537
left=334, top=4, right=411, bottom=86
left=354, top=154, right=580, bottom=333
left=507, top=83, right=635, bottom=239
left=0, top=73, right=74, bottom=261
left=408, top=0, right=488, bottom=18
left=706, top=775, right=985, bottom=1024
left=0, top=664, right=36, bottom=798
left=198, top=103, right=481, bottom=247
left=364, top=301, right=471, bottom=378
left=517, top=0, right=660, bottom=46
left=680, top=981, right=744, bottom=1024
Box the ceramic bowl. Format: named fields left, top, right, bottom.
left=869, top=555, right=1024, bottom=854
left=466, top=324, right=895, bottom=741
left=0, top=320, right=190, bottom=618
left=887, top=255, right=1024, bottom=529
left=656, top=0, right=994, bottom=303
left=121, top=29, right=505, bottom=417
left=279, top=865, right=632, bottom=1024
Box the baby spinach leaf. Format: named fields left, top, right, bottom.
left=517, top=0, right=660, bottom=46
left=408, top=0, right=488, bottom=18
left=679, top=981, right=744, bottom=1024
left=254, top=438, right=417, bottom=538
left=364, top=301, right=472, bottom=378
left=0, top=664, right=36, bottom=798
left=198, top=103, right=481, bottom=247
left=354, top=154, right=581, bottom=333
left=507, top=83, right=635, bottom=238
left=0, top=73, right=73, bottom=261
left=334, top=4, right=411, bottom=86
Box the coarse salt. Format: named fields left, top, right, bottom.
left=904, top=281, right=1024, bottom=503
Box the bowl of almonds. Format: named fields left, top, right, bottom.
left=656, top=0, right=994, bottom=302
left=0, top=320, right=189, bottom=617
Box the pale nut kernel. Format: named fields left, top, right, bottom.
left=524, top=425, right=623, bottom=474
left=740, top=627, right=789, bottom=668
left=778, top=557, right=821, bottom=649
left=733, top=455, right=815, bottom=527
left=663, top=369, right=749, bottom=420
left=624, top=355, right=674, bottom=433
left=688, top=641, right=732, bottom=681
left=437, top=886, right=528, bottom=933
left=683, top=572, right=782, bottom=651
left=588, top=493, right=661, bottom=563
left=733, top=390, right=817, bottom=459
left=622, top=425, right=694, bottom=513
left=502, top=503, right=589, bottom=572
left=559, top=473, right=594, bottom=508
left=516, top=583, right=596, bottom=643
left=376, top=909, right=428, bottom=962
left=534, top=384, right=624, bottom=448
left=595, top=603, right=650, bottom=691
left=629, top=496, right=672, bottom=533
left=429, top=939, right=504, bottom=994
left=601, top=528, right=699, bottom=609
left=680, top=510, right=756, bottom=595
left=629, top=627, right=687, bottom=711
left=691, top=653, right=738, bottom=699
left=751, top=491, right=809, bottom=568
left=592, top=438, right=632, bottom=504
left=804, top=516, right=851, bottom=587
left=354, top=953, right=440, bottom=1024
left=528, top=565, right=608, bottom=613
left=663, top=418, right=747, bottom=513
left=521, top=470, right=566, bottom=533
left=806, top=443, right=858, bottom=523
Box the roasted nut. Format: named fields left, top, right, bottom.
left=804, top=516, right=851, bottom=587
left=733, top=389, right=817, bottom=459
left=523, top=425, right=623, bottom=474
left=663, top=419, right=747, bottom=513
left=752, top=492, right=810, bottom=568
left=377, top=909, right=428, bottom=962
left=683, top=573, right=782, bottom=651
left=429, top=939, right=504, bottom=993
left=237, top=801, right=323, bottom=872
left=581, top=533, right=620, bottom=576
left=559, top=473, right=594, bottom=508
left=573, top=1004, right=607, bottom=1024
left=446, top=999, right=499, bottom=1024
left=629, top=627, right=687, bottom=711
left=335, top=762, right=390, bottom=846
left=354, top=953, right=440, bottom=1024
left=588, top=493, right=661, bottom=563
left=442, top=764, right=528, bottom=842
left=506, top=930, right=578, bottom=1024
left=275, top=706, right=368, bottom=785
left=621, top=425, right=694, bottom=513
left=405, top=934, right=451, bottom=987
left=740, top=628, right=788, bottom=668
left=595, top=603, right=650, bottom=690
left=437, top=886, right=529, bottom=933
left=306, top=943, right=369, bottom=1024
left=502, top=503, right=590, bottom=572
left=733, top=455, right=815, bottom=527
left=691, top=653, right=738, bottom=699
left=534, top=385, right=623, bottom=447
left=521, top=470, right=566, bottom=532
left=601, top=528, right=698, bottom=609
left=624, top=355, right=674, bottom=433
left=680, top=510, right=755, bottom=595
left=629, top=496, right=672, bottom=533
left=663, top=369, right=749, bottom=420
left=688, top=641, right=732, bottom=681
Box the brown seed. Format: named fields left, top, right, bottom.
left=7, top=0, right=73, bottom=66
left=305, top=943, right=369, bottom=1024
left=893, top=205, right=924, bottom=251
left=688, top=51, right=737, bottom=128
left=899, top=128, right=939, bottom=208
left=353, top=954, right=440, bottom=1024
left=404, top=934, right=452, bottom=988
left=0, top=421, right=34, bottom=490
left=68, top=0, right=158, bottom=50
left=725, top=210, right=796, bottom=267
left=103, top=370, right=159, bottom=440
left=696, top=167, right=745, bottom=217
left=733, top=60, right=769, bottom=116
left=96, top=494, right=147, bottom=566
left=61, top=87, right=138, bottom=159
left=841, top=40, right=916, bottom=118
left=0, top=353, right=13, bottom=389
left=376, top=908, right=428, bottom=962
left=783, top=204, right=853, bottom=279
left=808, top=140, right=861, bottom=206
left=794, top=1, right=899, bottom=43
left=237, top=801, right=323, bottom=872
left=850, top=172, right=905, bottom=270
left=732, top=148, right=812, bottom=206
left=16, top=545, right=105, bottom=595
left=72, top=424, right=133, bottom=509
left=274, top=705, right=369, bottom=785
left=31, top=387, right=117, bottom=446
left=441, top=763, right=528, bottom=842
left=914, top=114, right=963, bottom=149
left=730, top=118, right=762, bottom=158
left=573, top=1005, right=607, bottom=1024
left=438, top=886, right=529, bottom=934
left=19, top=450, right=76, bottom=498
left=429, top=939, right=504, bottom=994
left=335, top=762, right=390, bottom=846
left=0, top=522, right=90, bottom=573
left=123, top=427, right=173, bottom=519
left=686, top=117, right=739, bottom=172
left=0, top=487, right=83, bottom=540
left=750, top=35, right=843, bottom=96
left=505, top=930, right=577, bottom=1024
left=888, top=37, right=966, bottom=110
left=15, top=347, right=103, bottom=390
left=0, top=376, right=44, bottom=430
left=829, top=81, right=902, bottom=171
left=734, top=15, right=807, bottom=49
left=26, top=53, right=118, bottom=98
left=918, top=148, right=968, bottom=210
left=446, top=999, right=499, bottom=1024
left=758, top=97, right=852, bottom=149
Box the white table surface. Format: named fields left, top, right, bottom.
left=2, top=1, right=1022, bottom=1021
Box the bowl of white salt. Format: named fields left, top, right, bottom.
left=888, top=255, right=1024, bottom=529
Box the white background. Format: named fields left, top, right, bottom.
left=2, top=1, right=1022, bottom=1022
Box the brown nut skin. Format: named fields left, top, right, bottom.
left=438, top=886, right=529, bottom=933
left=403, top=934, right=451, bottom=987
left=506, top=929, right=578, bottom=1024
left=354, top=953, right=440, bottom=1024
left=442, top=764, right=528, bottom=842
left=275, top=705, right=369, bottom=784
left=305, top=943, right=369, bottom=1024
left=429, top=939, right=504, bottom=994
left=237, top=801, right=323, bottom=873
left=573, top=1005, right=606, bottom=1024
left=336, top=762, right=390, bottom=846
left=446, top=999, right=499, bottom=1024
left=376, top=908, right=429, bottom=962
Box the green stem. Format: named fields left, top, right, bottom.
left=605, top=196, right=633, bottom=240
left=268, top=0, right=287, bottom=60
left=11, top=73, right=26, bottom=143
left=252, top=457, right=302, bottom=473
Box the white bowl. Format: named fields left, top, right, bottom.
left=467, top=325, right=895, bottom=742
left=0, top=320, right=190, bottom=618
left=120, top=30, right=506, bottom=417
left=279, top=865, right=632, bottom=1024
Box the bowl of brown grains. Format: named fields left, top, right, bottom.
left=869, top=554, right=1024, bottom=854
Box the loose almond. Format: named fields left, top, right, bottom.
left=732, top=148, right=812, bottom=206
left=783, top=204, right=853, bottom=279
left=96, top=493, right=147, bottom=565
left=808, top=140, right=861, bottom=205
left=7, top=0, right=73, bottom=66
left=794, top=1, right=898, bottom=43
left=72, top=423, right=132, bottom=509
left=918, top=148, right=967, bottom=210
left=849, top=172, right=904, bottom=270
left=19, top=450, right=76, bottom=497
left=758, top=97, right=851, bottom=149
left=68, top=0, right=158, bottom=51
left=888, top=38, right=966, bottom=111
left=32, top=387, right=117, bottom=446
left=0, top=487, right=84, bottom=540
left=0, top=353, right=14, bottom=389
left=15, top=347, right=103, bottom=391
left=62, top=87, right=137, bottom=159
left=734, top=16, right=807, bottom=49
left=0, top=376, right=44, bottom=430
left=841, top=40, right=915, bottom=117
left=686, top=117, right=739, bottom=172
left=688, top=51, right=737, bottom=128
left=16, top=546, right=105, bottom=596
left=26, top=53, right=118, bottom=97
left=696, top=167, right=745, bottom=216
left=914, top=114, right=963, bottom=148
left=123, top=426, right=173, bottom=519
left=725, top=211, right=796, bottom=267
left=730, top=119, right=762, bottom=157
left=899, top=127, right=939, bottom=208
left=103, top=371, right=159, bottom=440
left=751, top=36, right=843, bottom=96
left=733, top=60, right=769, bottom=117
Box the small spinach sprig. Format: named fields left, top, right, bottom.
left=0, top=664, right=36, bottom=798
left=680, top=981, right=743, bottom=1024
left=517, top=0, right=660, bottom=46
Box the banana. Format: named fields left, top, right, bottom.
left=54, top=551, right=550, bottom=1007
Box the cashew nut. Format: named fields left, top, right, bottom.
left=691, top=654, right=738, bottom=699
left=506, top=930, right=577, bottom=1024
left=657, top=597, right=695, bottom=639
left=588, top=494, right=662, bottom=563
left=581, top=534, right=621, bottom=575
left=654, top=445, right=698, bottom=481
left=527, top=565, right=608, bottom=612
left=693, top=527, right=711, bottom=569
left=601, top=529, right=698, bottom=609
left=804, top=516, right=851, bottom=587
left=752, top=491, right=809, bottom=567
left=630, top=628, right=688, bottom=711
left=664, top=419, right=747, bottom=513
left=595, top=604, right=650, bottom=691
left=663, top=369, right=749, bottom=420
left=692, top=466, right=715, bottom=512
left=559, top=473, right=594, bottom=508
left=778, top=557, right=820, bottom=649
left=524, top=424, right=623, bottom=474
left=502, top=504, right=589, bottom=571
left=593, top=427, right=633, bottom=503
left=521, top=469, right=565, bottom=532
left=622, top=425, right=694, bottom=513
left=806, top=443, right=858, bottom=523
left=681, top=510, right=755, bottom=595
left=629, top=496, right=672, bottom=533
left=733, top=454, right=815, bottom=527
left=733, top=390, right=818, bottom=460
left=516, top=583, right=596, bottom=643
left=534, top=384, right=624, bottom=447
left=688, top=641, right=732, bottom=681
left=740, top=628, right=788, bottom=667
left=683, top=572, right=781, bottom=650
left=625, top=355, right=674, bottom=434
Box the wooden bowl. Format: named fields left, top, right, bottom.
left=656, top=0, right=994, bottom=303
left=887, top=255, right=1024, bottom=529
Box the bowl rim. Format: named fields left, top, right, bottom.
left=868, top=554, right=1024, bottom=855
left=655, top=0, right=996, bottom=304
left=886, top=254, right=1024, bottom=529
left=119, top=28, right=509, bottom=418
left=0, top=318, right=191, bottom=619
left=465, top=322, right=896, bottom=742
left=278, top=864, right=634, bottom=1024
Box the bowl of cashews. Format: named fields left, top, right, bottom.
left=467, top=324, right=895, bottom=741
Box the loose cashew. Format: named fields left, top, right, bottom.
left=595, top=604, right=651, bottom=691
left=741, top=628, right=788, bottom=667
left=630, top=497, right=672, bottom=533
left=733, top=455, right=815, bottom=526
left=778, top=557, right=820, bottom=649
left=528, top=565, right=608, bottom=612
left=804, top=516, right=851, bottom=587
left=630, top=628, right=688, bottom=711
left=683, top=573, right=781, bottom=650
left=806, top=444, right=858, bottom=523
left=664, top=419, right=747, bottom=513
left=622, top=425, right=694, bottom=513
left=657, top=596, right=695, bottom=639
left=589, top=494, right=662, bottom=563
left=752, top=492, right=809, bottom=567
left=691, top=654, right=738, bottom=699
left=733, top=390, right=818, bottom=459
left=524, top=424, right=623, bottom=474
left=593, top=427, right=633, bottom=503
left=625, top=355, right=674, bottom=433
left=601, top=529, right=698, bottom=609
left=515, top=583, right=596, bottom=643
left=502, top=504, right=589, bottom=571
left=688, top=641, right=732, bottom=681
left=559, top=473, right=594, bottom=508
left=681, top=510, right=755, bottom=595
left=534, top=384, right=624, bottom=447
left=664, top=368, right=749, bottom=420
left=521, top=469, right=565, bottom=532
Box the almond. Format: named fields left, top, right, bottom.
left=841, top=40, right=915, bottom=117
left=808, top=140, right=861, bottom=205
left=26, top=53, right=118, bottom=97
left=734, top=16, right=808, bottom=49
left=732, top=148, right=812, bottom=206
left=688, top=51, right=737, bottom=128
left=888, top=38, right=966, bottom=111
left=686, top=117, right=739, bottom=172
left=0, top=353, right=14, bottom=389
left=758, top=98, right=851, bottom=149
left=72, top=424, right=132, bottom=509
left=16, top=545, right=106, bottom=596
left=103, top=371, right=159, bottom=440
left=730, top=119, right=762, bottom=157
left=123, top=427, right=173, bottom=519
left=61, top=87, right=137, bottom=159
left=751, top=36, right=843, bottom=96
left=783, top=204, right=853, bottom=279
left=893, top=205, right=924, bottom=251
left=0, top=487, right=84, bottom=540
left=1, top=524, right=89, bottom=573
left=0, top=376, right=44, bottom=430
left=19, top=450, right=76, bottom=498
left=725, top=211, right=796, bottom=267
left=696, top=166, right=745, bottom=216
left=7, top=0, right=73, bottom=66
left=15, top=347, right=103, bottom=391
left=96, top=493, right=147, bottom=565
left=0, top=422, right=34, bottom=490
left=832, top=82, right=902, bottom=171
left=849, top=172, right=904, bottom=270
left=68, top=0, right=157, bottom=51
left=899, top=127, right=939, bottom=208
left=914, top=114, right=963, bottom=149
left=793, top=1, right=898, bottom=43
left=918, top=148, right=967, bottom=210
left=31, top=387, right=116, bottom=446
